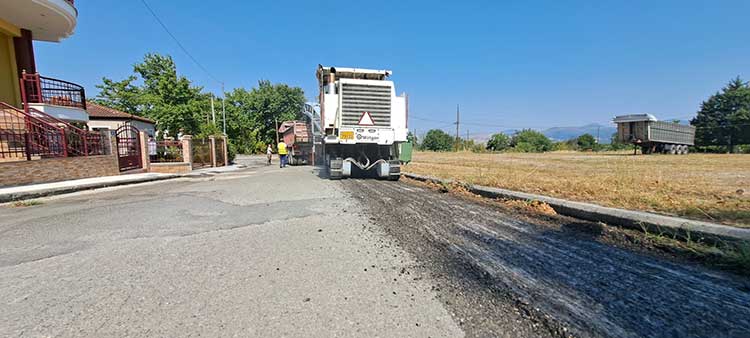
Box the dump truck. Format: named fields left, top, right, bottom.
left=278, top=120, right=313, bottom=165
left=613, top=114, right=696, bottom=154
left=317, top=65, right=408, bottom=179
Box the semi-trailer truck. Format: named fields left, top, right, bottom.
left=613, top=114, right=696, bottom=154
left=316, top=65, right=408, bottom=180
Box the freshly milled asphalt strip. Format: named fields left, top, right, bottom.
left=345, top=179, right=750, bottom=338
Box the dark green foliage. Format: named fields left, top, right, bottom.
left=691, top=77, right=750, bottom=152
left=407, top=131, right=418, bottom=147
left=510, top=129, right=553, bottom=152
left=224, top=81, right=305, bottom=153
left=95, top=53, right=209, bottom=136
left=422, top=129, right=455, bottom=151
left=486, top=133, right=510, bottom=151
left=576, top=133, right=597, bottom=150
left=95, top=53, right=306, bottom=154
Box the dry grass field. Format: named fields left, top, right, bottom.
left=406, top=151, right=750, bottom=227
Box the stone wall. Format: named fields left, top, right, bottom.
left=0, top=155, right=119, bottom=187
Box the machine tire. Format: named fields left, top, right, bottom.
left=329, top=158, right=343, bottom=180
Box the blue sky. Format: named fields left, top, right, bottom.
left=35, top=0, right=750, bottom=137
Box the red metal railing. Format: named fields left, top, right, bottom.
left=0, top=102, right=106, bottom=160
left=26, top=105, right=106, bottom=156
left=20, top=72, right=86, bottom=110
left=0, top=102, right=66, bottom=160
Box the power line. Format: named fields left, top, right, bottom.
left=139, top=0, right=221, bottom=85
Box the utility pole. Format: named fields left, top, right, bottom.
left=596, top=126, right=600, bottom=144
left=221, top=82, right=227, bottom=136
left=275, top=118, right=280, bottom=144
left=455, top=104, right=460, bottom=152
left=210, top=96, right=216, bottom=124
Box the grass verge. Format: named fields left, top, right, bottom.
left=407, top=151, right=750, bottom=227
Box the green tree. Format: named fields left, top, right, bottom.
left=486, top=133, right=510, bottom=151
left=224, top=80, right=305, bottom=148
left=95, top=53, right=209, bottom=136
left=691, top=77, right=750, bottom=152
left=93, top=76, right=142, bottom=114
left=407, top=131, right=418, bottom=145
left=422, top=129, right=454, bottom=151
left=576, top=133, right=597, bottom=150
left=510, top=129, right=553, bottom=152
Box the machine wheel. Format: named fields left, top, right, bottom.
left=329, top=158, right=343, bottom=180
left=387, top=160, right=401, bottom=181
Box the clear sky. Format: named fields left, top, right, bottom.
left=35, top=0, right=750, bottom=137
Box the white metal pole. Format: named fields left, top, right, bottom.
left=221, top=82, right=227, bottom=135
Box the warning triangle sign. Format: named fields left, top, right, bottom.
left=358, top=112, right=375, bottom=126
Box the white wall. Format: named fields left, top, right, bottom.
left=87, top=119, right=156, bottom=137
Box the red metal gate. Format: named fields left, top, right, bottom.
left=116, top=124, right=141, bottom=171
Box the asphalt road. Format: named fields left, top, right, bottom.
left=3, top=155, right=749, bottom=338
left=0, top=156, right=462, bottom=337
left=344, top=179, right=750, bottom=338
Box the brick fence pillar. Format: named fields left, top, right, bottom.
left=181, top=135, right=193, bottom=170
left=222, top=135, right=229, bottom=166
left=109, top=130, right=120, bottom=174
left=139, top=131, right=150, bottom=171
left=209, top=136, right=217, bottom=167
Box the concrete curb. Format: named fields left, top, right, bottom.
left=403, top=173, right=750, bottom=243
left=0, top=164, right=249, bottom=203
left=0, top=175, right=181, bottom=204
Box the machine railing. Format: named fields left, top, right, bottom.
left=20, top=72, right=86, bottom=110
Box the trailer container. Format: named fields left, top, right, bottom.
left=278, top=120, right=313, bottom=165
left=613, top=114, right=696, bottom=154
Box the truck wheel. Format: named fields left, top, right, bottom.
left=387, top=160, right=401, bottom=181
left=329, top=158, right=343, bottom=180
left=683, top=146, right=689, bottom=155
left=669, top=145, right=677, bottom=155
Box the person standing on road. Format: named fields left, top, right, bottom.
left=277, top=140, right=288, bottom=168
left=266, top=144, right=273, bottom=165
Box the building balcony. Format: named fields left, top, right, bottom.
left=21, top=72, right=88, bottom=123
left=0, top=0, right=77, bottom=42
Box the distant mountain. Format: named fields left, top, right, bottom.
left=542, top=123, right=616, bottom=143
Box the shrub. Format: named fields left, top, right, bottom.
left=422, top=129, right=455, bottom=151
left=486, top=133, right=511, bottom=151
left=510, top=129, right=553, bottom=152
